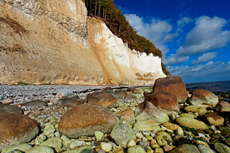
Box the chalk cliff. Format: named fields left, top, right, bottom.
left=0, top=0, right=166, bottom=85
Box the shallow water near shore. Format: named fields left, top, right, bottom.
left=186, top=80, right=230, bottom=93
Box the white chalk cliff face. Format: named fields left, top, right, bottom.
left=0, top=0, right=166, bottom=85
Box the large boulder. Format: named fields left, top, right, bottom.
left=189, top=89, right=219, bottom=108
left=145, top=92, right=179, bottom=113
left=0, top=112, right=39, bottom=150
left=87, top=91, right=117, bottom=108
left=152, top=76, right=188, bottom=103
left=135, top=101, right=169, bottom=124
left=58, top=104, right=119, bottom=138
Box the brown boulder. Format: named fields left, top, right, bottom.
left=189, top=89, right=219, bottom=108
left=116, top=108, right=135, bottom=125
left=204, top=112, right=224, bottom=126
left=215, top=101, right=230, bottom=112
left=145, top=92, right=179, bottom=112
left=87, top=92, right=117, bottom=108
left=58, top=104, right=119, bottom=138
left=152, top=76, right=188, bottom=103
left=0, top=112, right=39, bottom=149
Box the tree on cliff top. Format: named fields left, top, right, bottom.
left=83, top=0, right=170, bottom=75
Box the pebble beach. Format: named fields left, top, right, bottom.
left=1, top=76, right=230, bottom=153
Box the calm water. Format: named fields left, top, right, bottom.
left=186, top=80, right=230, bottom=93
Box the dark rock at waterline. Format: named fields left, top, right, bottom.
left=23, top=100, right=48, bottom=108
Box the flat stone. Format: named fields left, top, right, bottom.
left=61, top=145, right=94, bottom=153
left=116, top=108, right=135, bottom=125
left=43, top=123, right=55, bottom=137
left=204, top=112, right=224, bottom=126
left=180, top=113, right=195, bottom=119
left=26, top=146, right=54, bottom=153
left=176, top=117, right=208, bottom=130
left=1, top=144, right=32, bottom=153
left=60, top=96, right=84, bottom=107
left=0, top=104, right=23, bottom=114
left=127, top=145, right=146, bottom=153
left=69, top=140, right=86, bottom=149
left=61, top=135, right=74, bottom=148
left=133, top=120, right=161, bottom=132
left=169, top=144, right=200, bottom=153
left=163, top=122, right=180, bottom=131
left=1, top=98, right=13, bottom=104
left=197, top=144, right=216, bottom=153
left=184, top=105, right=208, bottom=116
left=23, top=100, right=48, bottom=108
left=215, top=101, right=230, bottom=112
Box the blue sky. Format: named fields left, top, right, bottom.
left=114, top=0, right=230, bottom=83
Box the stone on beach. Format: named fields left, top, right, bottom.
left=204, top=112, right=224, bottom=126
left=0, top=112, right=39, bottom=150
left=23, top=100, right=48, bottom=108
left=215, top=101, right=230, bottom=112
left=176, top=117, right=208, bottom=130
left=87, top=91, right=117, bottom=108
left=145, top=92, right=180, bottom=112
left=133, top=120, right=161, bottom=132
left=135, top=101, right=169, bottom=124
left=0, top=104, right=23, bottom=114
left=116, top=108, right=135, bottom=125
left=189, top=89, right=219, bottom=108
left=169, top=144, right=200, bottom=153
left=58, top=104, right=119, bottom=138
left=110, top=123, right=136, bottom=148
left=152, top=76, right=188, bottom=103
left=60, top=96, right=84, bottom=107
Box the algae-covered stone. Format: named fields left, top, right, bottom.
left=169, top=144, right=200, bottom=153
left=110, top=123, right=136, bottom=148
left=61, top=135, right=74, bottom=148
left=70, top=140, right=86, bottom=149
left=95, top=131, right=104, bottom=141
left=197, top=144, right=216, bottom=153
left=155, top=135, right=167, bottom=146
left=26, top=146, right=54, bottom=153
left=127, top=145, right=146, bottom=153
left=184, top=106, right=208, bottom=116
left=163, top=122, right=180, bottom=131
left=40, top=137, right=62, bottom=152
left=34, top=134, right=46, bottom=145
left=2, top=144, right=32, bottom=153
left=133, top=120, right=161, bottom=132
left=214, top=142, right=230, bottom=153
left=61, top=145, right=94, bottom=153
left=176, top=117, right=208, bottom=130
left=100, top=142, right=112, bottom=152
left=180, top=113, right=195, bottom=119
left=155, top=147, right=164, bottom=153
left=43, top=123, right=55, bottom=137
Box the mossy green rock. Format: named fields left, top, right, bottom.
left=2, top=144, right=32, bottom=153
left=40, top=137, right=62, bottom=152
left=110, top=123, right=136, bottom=148
left=169, top=144, right=200, bottom=153
left=127, top=145, right=146, bottom=153
left=176, top=117, right=208, bottom=130
left=133, top=120, right=161, bottom=132
left=43, top=123, right=55, bottom=137
left=26, top=146, right=54, bottom=153
left=61, top=146, right=94, bottom=153
left=180, top=113, right=195, bottom=119
left=214, top=142, right=230, bottom=153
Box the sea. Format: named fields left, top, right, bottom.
left=186, top=80, right=230, bottom=94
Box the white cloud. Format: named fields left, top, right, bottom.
left=190, top=52, right=217, bottom=65
left=177, top=17, right=193, bottom=31
left=125, top=14, right=178, bottom=58
left=177, top=16, right=230, bottom=56
left=168, top=61, right=230, bottom=83
left=164, top=54, right=189, bottom=66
